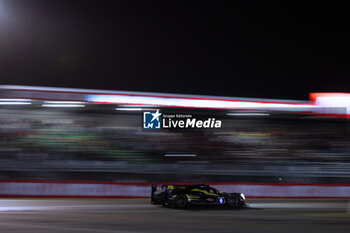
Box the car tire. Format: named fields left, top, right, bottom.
left=226, top=195, right=238, bottom=207
left=175, top=194, right=187, bottom=209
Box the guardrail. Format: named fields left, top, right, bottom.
left=1, top=160, right=350, bottom=178
left=0, top=180, right=349, bottom=198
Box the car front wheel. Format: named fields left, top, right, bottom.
left=226, top=195, right=239, bottom=207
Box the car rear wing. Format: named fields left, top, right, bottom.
left=151, top=184, right=174, bottom=200
left=151, top=184, right=157, bottom=197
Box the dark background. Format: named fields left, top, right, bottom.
left=1, top=0, right=350, bottom=100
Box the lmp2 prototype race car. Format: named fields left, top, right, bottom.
left=151, top=184, right=246, bottom=208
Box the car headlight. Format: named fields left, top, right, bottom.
left=240, top=193, right=245, bottom=200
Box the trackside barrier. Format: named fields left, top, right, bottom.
left=211, top=183, right=350, bottom=198
left=0, top=180, right=349, bottom=198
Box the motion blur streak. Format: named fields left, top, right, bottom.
left=0, top=86, right=349, bottom=185
left=0, top=99, right=32, bottom=101
left=87, top=94, right=315, bottom=111
left=44, top=101, right=85, bottom=104
left=41, top=104, right=85, bottom=107
left=0, top=102, right=31, bottom=105
left=115, top=107, right=143, bottom=111
left=227, top=112, right=270, bottom=116
left=164, top=154, right=197, bottom=157
left=0, top=199, right=349, bottom=233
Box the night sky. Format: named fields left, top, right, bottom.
left=1, top=0, right=350, bottom=100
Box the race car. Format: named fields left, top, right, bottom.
left=151, top=183, right=246, bottom=208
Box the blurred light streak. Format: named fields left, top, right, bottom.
left=115, top=108, right=143, bottom=111
left=87, top=94, right=315, bottom=111
left=315, top=96, right=350, bottom=114
left=44, top=101, right=85, bottom=104
left=0, top=99, right=32, bottom=101
left=309, top=93, right=350, bottom=102
left=0, top=102, right=31, bottom=105
left=119, top=105, right=154, bottom=108
left=227, top=113, right=270, bottom=116
left=42, top=104, right=85, bottom=108
left=164, top=154, right=197, bottom=157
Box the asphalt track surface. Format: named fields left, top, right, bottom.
left=0, top=199, right=349, bottom=233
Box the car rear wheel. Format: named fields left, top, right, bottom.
left=227, top=195, right=238, bottom=207
left=175, top=194, right=187, bottom=208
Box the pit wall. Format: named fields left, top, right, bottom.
left=0, top=180, right=349, bottom=198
